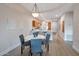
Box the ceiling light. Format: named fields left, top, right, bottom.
left=32, top=3, right=39, bottom=18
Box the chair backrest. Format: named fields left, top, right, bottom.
left=46, top=33, right=50, bottom=44
left=33, top=32, right=39, bottom=37
left=30, top=39, right=42, bottom=49
left=19, top=34, right=25, bottom=45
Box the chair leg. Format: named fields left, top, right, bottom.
left=21, top=47, right=23, bottom=55
left=29, top=48, right=32, bottom=56
left=47, top=44, right=49, bottom=52
left=30, top=53, right=32, bottom=56
left=40, top=52, right=42, bottom=56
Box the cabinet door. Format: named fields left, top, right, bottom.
left=32, top=20, right=35, bottom=27
left=48, top=21, right=51, bottom=30
left=32, top=19, right=41, bottom=29
left=62, top=21, right=64, bottom=32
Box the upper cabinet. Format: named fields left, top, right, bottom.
left=32, top=18, right=41, bottom=29
left=62, top=21, right=64, bottom=32
left=32, top=19, right=52, bottom=31
left=48, top=21, right=51, bottom=30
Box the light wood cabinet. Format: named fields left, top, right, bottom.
left=48, top=21, right=51, bottom=30
left=32, top=19, right=41, bottom=29
left=62, top=21, right=64, bottom=32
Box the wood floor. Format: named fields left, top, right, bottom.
left=48, top=34, right=79, bottom=56
left=4, top=33, right=79, bottom=56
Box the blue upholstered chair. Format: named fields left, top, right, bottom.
left=44, top=33, right=50, bottom=52
left=33, top=32, right=39, bottom=37
left=45, top=33, right=50, bottom=44
left=30, top=39, right=43, bottom=56
left=19, top=34, right=30, bottom=55
left=42, top=32, right=50, bottom=44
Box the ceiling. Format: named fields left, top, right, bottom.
left=21, top=3, right=72, bottom=13
left=4, top=3, right=74, bottom=20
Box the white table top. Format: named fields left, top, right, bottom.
left=24, top=34, right=46, bottom=41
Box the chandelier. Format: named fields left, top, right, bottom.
left=32, top=3, right=39, bottom=18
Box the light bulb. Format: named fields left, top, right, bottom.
left=32, top=12, right=39, bottom=17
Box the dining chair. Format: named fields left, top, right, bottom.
left=33, top=32, right=39, bottom=37
left=45, top=33, right=50, bottom=52
left=45, top=33, right=50, bottom=44
left=19, top=34, right=30, bottom=55
left=30, top=39, right=43, bottom=56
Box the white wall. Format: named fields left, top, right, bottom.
left=72, top=4, right=79, bottom=53
left=64, top=12, right=73, bottom=41
left=58, top=12, right=73, bottom=41
left=41, top=21, right=48, bottom=31
left=58, top=15, right=64, bottom=39
left=52, top=21, right=58, bottom=32
left=0, top=4, right=32, bottom=55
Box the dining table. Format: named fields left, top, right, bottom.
left=24, top=34, right=46, bottom=45
left=24, top=34, right=45, bottom=41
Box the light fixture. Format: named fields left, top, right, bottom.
left=32, top=3, right=39, bottom=17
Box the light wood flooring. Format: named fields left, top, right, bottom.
left=48, top=33, right=79, bottom=56
left=4, top=33, right=79, bottom=56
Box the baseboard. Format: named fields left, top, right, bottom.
left=0, top=43, right=20, bottom=56
left=64, top=40, right=72, bottom=41
left=72, top=45, right=79, bottom=53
